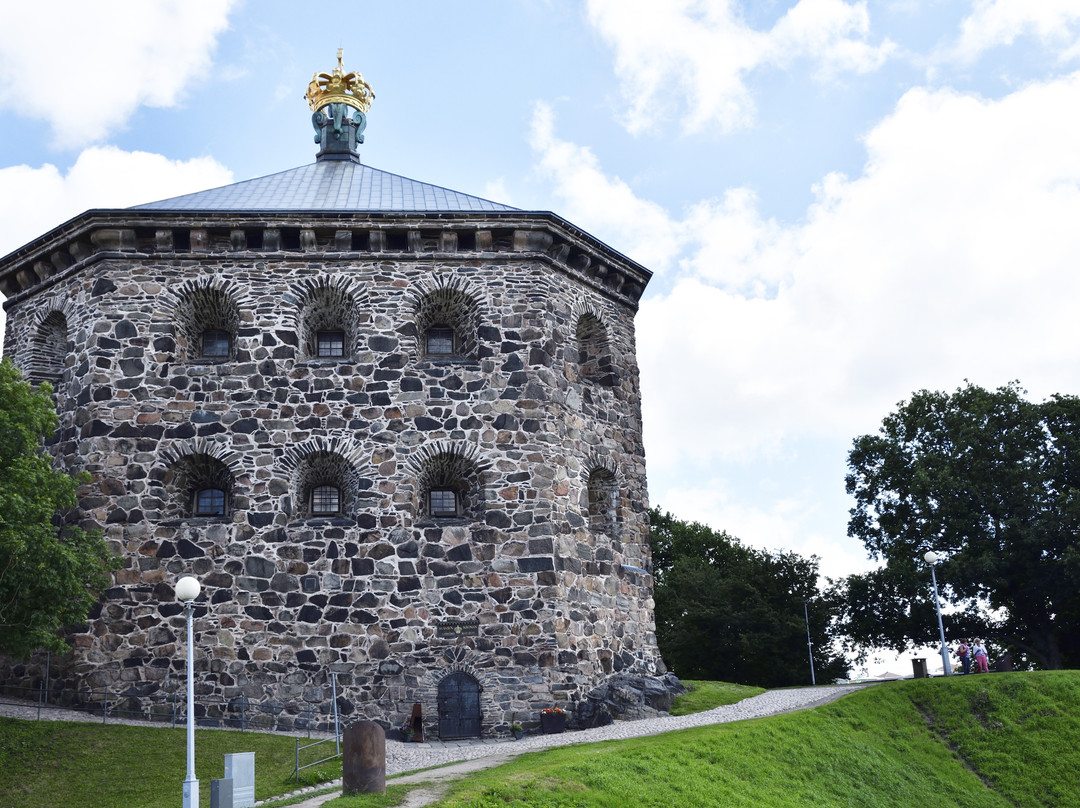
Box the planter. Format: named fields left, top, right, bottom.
left=540, top=712, right=566, bottom=734
left=511, top=729, right=525, bottom=740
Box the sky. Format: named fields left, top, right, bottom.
left=4, top=0, right=1080, bottom=674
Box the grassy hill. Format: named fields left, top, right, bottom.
left=0, top=715, right=341, bottom=808
left=370, top=672, right=1080, bottom=808
left=2, top=672, right=1078, bottom=808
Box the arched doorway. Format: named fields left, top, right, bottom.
left=437, top=672, right=481, bottom=739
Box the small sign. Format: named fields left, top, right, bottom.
left=436, top=620, right=479, bottom=638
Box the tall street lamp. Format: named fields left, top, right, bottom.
left=176, top=575, right=202, bottom=808
left=923, top=552, right=952, bottom=676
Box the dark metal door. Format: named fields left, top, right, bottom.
left=437, top=672, right=481, bottom=739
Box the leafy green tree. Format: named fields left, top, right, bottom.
left=837, top=382, right=1080, bottom=669
left=0, top=358, right=116, bottom=658
left=650, top=507, right=847, bottom=687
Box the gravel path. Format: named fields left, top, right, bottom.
left=276, top=684, right=870, bottom=807
left=387, top=684, right=867, bottom=773
left=2, top=683, right=871, bottom=807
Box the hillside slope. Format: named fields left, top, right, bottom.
left=423, top=672, right=1080, bottom=808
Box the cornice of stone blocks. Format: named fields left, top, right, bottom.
left=0, top=210, right=652, bottom=311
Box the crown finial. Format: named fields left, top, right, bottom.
left=306, top=50, right=374, bottom=162
left=305, top=49, right=374, bottom=114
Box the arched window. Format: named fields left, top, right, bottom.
left=587, top=467, right=619, bottom=537
left=296, top=283, right=360, bottom=361
left=287, top=450, right=361, bottom=520
left=412, top=445, right=487, bottom=522
left=28, top=310, right=69, bottom=386
left=172, top=285, right=240, bottom=362
left=576, top=313, right=615, bottom=387
left=163, top=454, right=235, bottom=520
left=413, top=286, right=481, bottom=360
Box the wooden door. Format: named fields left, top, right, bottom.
left=437, top=672, right=481, bottom=739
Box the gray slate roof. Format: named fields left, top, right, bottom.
left=133, top=160, right=518, bottom=213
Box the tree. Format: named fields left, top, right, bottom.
left=837, top=381, right=1080, bottom=669
left=650, top=508, right=848, bottom=687
left=0, top=358, right=116, bottom=658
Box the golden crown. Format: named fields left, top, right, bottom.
left=305, top=49, right=375, bottom=113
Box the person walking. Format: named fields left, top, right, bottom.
left=972, top=639, right=990, bottom=673
left=956, top=639, right=971, bottom=674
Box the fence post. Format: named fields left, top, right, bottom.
left=332, top=672, right=340, bottom=756
left=37, top=681, right=43, bottom=721
left=103, top=687, right=108, bottom=725
left=294, top=738, right=300, bottom=782
left=241, top=695, right=247, bottom=733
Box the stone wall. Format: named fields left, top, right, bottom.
left=1, top=220, right=661, bottom=737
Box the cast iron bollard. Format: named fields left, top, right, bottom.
left=343, top=720, right=386, bottom=796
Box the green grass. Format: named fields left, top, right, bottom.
left=0, top=720, right=342, bottom=808
left=423, top=672, right=1080, bottom=808
left=669, top=680, right=765, bottom=715
left=3, top=673, right=1079, bottom=808
left=902, top=672, right=1080, bottom=807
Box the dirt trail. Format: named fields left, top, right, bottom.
left=286, top=754, right=515, bottom=808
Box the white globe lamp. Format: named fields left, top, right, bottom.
left=922, top=552, right=951, bottom=676
left=177, top=576, right=201, bottom=807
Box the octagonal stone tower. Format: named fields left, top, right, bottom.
left=0, top=53, right=663, bottom=737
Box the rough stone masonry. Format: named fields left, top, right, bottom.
left=0, top=54, right=669, bottom=739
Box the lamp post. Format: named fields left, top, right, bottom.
left=923, top=552, right=952, bottom=676
left=803, top=599, right=816, bottom=686
left=176, top=575, right=202, bottom=808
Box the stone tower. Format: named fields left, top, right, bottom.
left=0, top=53, right=664, bottom=737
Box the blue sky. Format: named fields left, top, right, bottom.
left=5, top=0, right=1080, bottom=672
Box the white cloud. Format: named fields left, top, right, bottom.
left=653, top=476, right=871, bottom=579
left=531, top=71, right=1080, bottom=571
left=534, top=71, right=1080, bottom=456
left=586, top=0, right=895, bottom=134
left=481, top=178, right=512, bottom=208
left=948, top=0, right=1080, bottom=64
left=529, top=102, right=685, bottom=272
left=0, top=146, right=232, bottom=355
left=0, top=147, right=233, bottom=260
left=0, top=0, right=236, bottom=147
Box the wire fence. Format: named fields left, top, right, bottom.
left=0, top=681, right=345, bottom=735
left=0, top=660, right=353, bottom=741
left=3, top=671, right=350, bottom=784
left=294, top=734, right=343, bottom=781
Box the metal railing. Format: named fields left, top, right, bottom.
left=0, top=679, right=342, bottom=738
left=293, top=673, right=343, bottom=780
